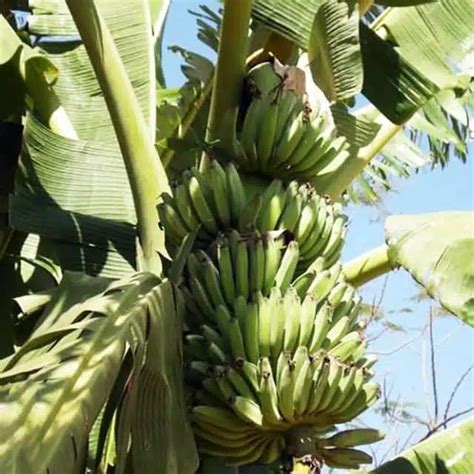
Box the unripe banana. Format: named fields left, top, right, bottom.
left=230, top=395, right=264, bottom=426
left=241, top=97, right=265, bottom=168
left=257, top=293, right=272, bottom=358
left=283, top=289, right=301, bottom=353
left=319, top=428, right=384, bottom=448
left=243, top=301, right=260, bottom=364
left=228, top=317, right=247, bottom=360
left=235, top=239, right=250, bottom=300
left=262, top=233, right=283, bottom=294
left=185, top=174, right=218, bottom=234
left=216, top=238, right=236, bottom=306
left=249, top=236, right=265, bottom=294
left=317, top=447, right=372, bottom=469
left=278, top=360, right=297, bottom=421
left=227, top=366, right=258, bottom=403
left=298, top=294, right=318, bottom=347
left=257, top=97, right=279, bottom=170
left=208, top=159, right=232, bottom=228
left=225, top=162, right=247, bottom=225
left=201, top=324, right=227, bottom=353
left=308, top=303, right=331, bottom=353
left=277, top=181, right=305, bottom=233
left=237, top=358, right=260, bottom=394
left=274, top=241, right=300, bottom=293
left=316, top=358, right=344, bottom=414
left=270, top=295, right=286, bottom=361
left=258, top=357, right=283, bottom=425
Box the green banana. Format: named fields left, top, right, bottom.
left=193, top=405, right=255, bottom=431
left=277, top=182, right=305, bottom=233
left=243, top=301, right=260, bottom=363
left=185, top=334, right=208, bottom=362
left=235, top=239, right=250, bottom=300
left=230, top=395, right=264, bottom=426
left=216, top=238, right=236, bottom=306
left=209, top=159, right=232, bottom=228
left=189, top=277, right=215, bottom=322
left=308, top=303, right=331, bottom=353
left=293, top=357, right=315, bottom=417
left=225, top=162, right=247, bottom=226
left=274, top=241, right=299, bottom=293
left=215, top=304, right=232, bottom=345
left=258, top=357, right=282, bottom=425
left=172, top=183, right=201, bottom=231
left=241, top=97, right=265, bottom=168
left=306, top=357, right=331, bottom=415
left=157, top=201, right=188, bottom=244
left=270, top=295, right=286, bottom=361
left=317, top=447, right=372, bottom=469
left=315, top=358, right=344, bottom=414
left=278, top=360, right=297, bottom=421
left=257, top=97, right=279, bottom=170
left=283, top=289, right=301, bottom=353
left=324, top=315, right=351, bottom=349
left=257, top=181, right=286, bottom=231
left=228, top=317, right=247, bottom=360
left=333, top=382, right=381, bottom=424
left=249, top=237, right=265, bottom=294
left=202, top=254, right=227, bottom=308
left=320, top=428, right=384, bottom=448
left=257, top=293, right=272, bottom=358
left=201, top=324, right=227, bottom=352
left=262, top=233, right=283, bottom=294
left=227, top=366, right=258, bottom=402
left=298, top=294, right=318, bottom=347
left=185, top=174, right=218, bottom=234
left=237, top=358, right=260, bottom=394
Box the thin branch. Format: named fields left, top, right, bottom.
left=418, top=406, right=474, bottom=442
left=443, top=365, right=474, bottom=427
left=429, top=307, right=439, bottom=423
left=373, top=334, right=420, bottom=356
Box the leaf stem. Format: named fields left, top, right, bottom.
left=201, top=0, right=253, bottom=170
left=65, top=0, right=170, bottom=274
left=343, top=244, right=396, bottom=287
left=322, top=121, right=402, bottom=200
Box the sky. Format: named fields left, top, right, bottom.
left=161, top=1, right=474, bottom=468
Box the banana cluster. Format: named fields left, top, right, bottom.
left=158, top=161, right=347, bottom=266
left=235, top=62, right=350, bottom=186
left=183, top=253, right=380, bottom=466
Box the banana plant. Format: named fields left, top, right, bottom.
left=0, top=0, right=473, bottom=473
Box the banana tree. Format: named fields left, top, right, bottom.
left=0, top=0, right=473, bottom=473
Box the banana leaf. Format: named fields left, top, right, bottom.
left=385, top=212, right=474, bottom=326
left=0, top=272, right=198, bottom=474
left=365, top=418, right=474, bottom=473
left=9, top=0, right=157, bottom=277
left=252, top=0, right=473, bottom=124
left=308, top=0, right=363, bottom=102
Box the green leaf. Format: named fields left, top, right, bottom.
left=367, top=418, right=474, bottom=473
left=10, top=0, right=157, bottom=277
left=0, top=15, right=58, bottom=120
left=308, top=0, right=362, bottom=101
left=385, top=212, right=474, bottom=326
left=0, top=273, right=198, bottom=474
left=374, top=0, right=436, bottom=5
left=380, top=0, right=474, bottom=91
left=359, top=23, right=439, bottom=124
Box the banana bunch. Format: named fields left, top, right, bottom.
left=184, top=267, right=380, bottom=465
left=185, top=282, right=366, bottom=369
left=159, top=161, right=347, bottom=265
left=192, top=406, right=286, bottom=465
left=158, top=160, right=246, bottom=251
left=189, top=352, right=380, bottom=466
left=236, top=62, right=350, bottom=187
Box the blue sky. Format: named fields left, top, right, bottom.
left=162, top=1, right=474, bottom=467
